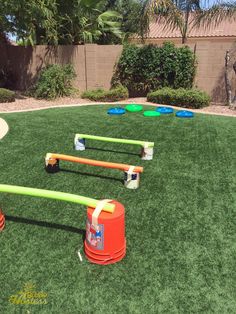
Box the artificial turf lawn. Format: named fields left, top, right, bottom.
left=0, top=105, right=235, bottom=313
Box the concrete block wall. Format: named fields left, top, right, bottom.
left=1, top=41, right=236, bottom=104
left=134, top=37, right=236, bottom=104
left=191, top=39, right=236, bottom=104
left=0, top=44, right=123, bottom=92
left=95, top=45, right=123, bottom=90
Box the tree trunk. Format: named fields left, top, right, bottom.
left=231, top=61, right=236, bottom=109
left=182, top=8, right=190, bottom=44
left=225, top=50, right=232, bottom=107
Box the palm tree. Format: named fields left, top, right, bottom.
left=143, top=0, right=236, bottom=44
left=1, top=0, right=123, bottom=45
left=142, top=0, right=236, bottom=108
left=79, top=0, right=123, bottom=43
left=59, top=0, right=123, bottom=44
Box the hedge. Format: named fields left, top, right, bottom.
left=81, top=85, right=128, bottom=102
left=147, top=87, right=210, bottom=109
left=0, top=88, right=15, bottom=103
left=112, top=42, right=196, bottom=96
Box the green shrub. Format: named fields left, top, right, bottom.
left=112, top=42, right=196, bottom=96
left=32, top=64, right=76, bottom=100
left=147, top=87, right=210, bottom=109
left=81, top=85, right=128, bottom=102
left=0, top=88, right=15, bottom=103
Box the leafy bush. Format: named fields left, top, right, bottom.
left=112, top=42, right=196, bottom=96
left=147, top=87, right=210, bottom=109
left=0, top=88, right=15, bottom=103
left=31, top=64, right=76, bottom=100
left=81, top=85, right=128, bottom=102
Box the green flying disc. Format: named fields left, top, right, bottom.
left=143, top=111, right=161, bottom=117
left=125, top=104, right=143, bottom=112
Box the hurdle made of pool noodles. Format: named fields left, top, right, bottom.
left=45, top=153, right=143, bottom=189
left=0, top=184, right=127, bottom=265
left=74, top=134, right=154, bottom=160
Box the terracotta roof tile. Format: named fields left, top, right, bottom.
left=143, top=16, right=236, bottom=38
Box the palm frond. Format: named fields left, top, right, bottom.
left=82, top=30, right=93, bottom=43
left=79, top=0, right=103, bottom=9
left=146, top=0, right=186, bottom=37
left=102, top=21, right=121, bottom=28
left=98, top=11, right=122, bottom=20
left=194, top=1, right=236, bottom=28
left=102, top=27, right=123, bottom=38
left=97, top=10, right=123, bottom=38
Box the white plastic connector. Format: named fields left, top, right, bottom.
left=124, top=166, right=140, bottom=189
left=74, top=136, right=85, bottom=151
left=141, top=143, right=154, bottom=160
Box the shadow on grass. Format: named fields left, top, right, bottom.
left=5, top=215, right=86, bottom=239
left=60, top=168, right=123, bottom=183
left=86, top=146, right=140, bottom=157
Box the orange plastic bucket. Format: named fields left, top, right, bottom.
left=0, top=210, right=5, bottom=231
left=84, top=200, right=126, bottom=265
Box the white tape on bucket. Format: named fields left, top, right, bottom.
left=45, top=153, right=52, bottom=166
left=127, top=166, right=135, bottom=182
left=92, top=199, right=112, bottom=228
left=74, top=136, right=77, bottom=146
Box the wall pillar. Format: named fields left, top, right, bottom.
left=84, top=44, right=97, bottom=90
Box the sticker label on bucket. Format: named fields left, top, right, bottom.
left=75, top=139, right=85, bottom=150
left=86, top=219, right=104, bottom=250
left=124, top=172, right=137, bottom=181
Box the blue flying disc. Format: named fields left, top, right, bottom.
left=156, top=107, right=174, bottom=114
left=107, top=107, right=126, bottom=115
left=175, top=110, right=194, bottom=118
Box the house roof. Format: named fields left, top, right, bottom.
left=143, top=16, right=236, bottom=39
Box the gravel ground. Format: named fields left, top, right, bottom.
left=0, top=94, right=235, bottom=116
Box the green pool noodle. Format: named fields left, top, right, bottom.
left=75, top=134, right=154, bottom=148
left=0, top=184, right=114, bottom=213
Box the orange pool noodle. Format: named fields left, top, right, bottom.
left=47, top=153, right=143, bottom=173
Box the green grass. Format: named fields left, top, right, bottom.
left=0, top=105, right=235, bottom=313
